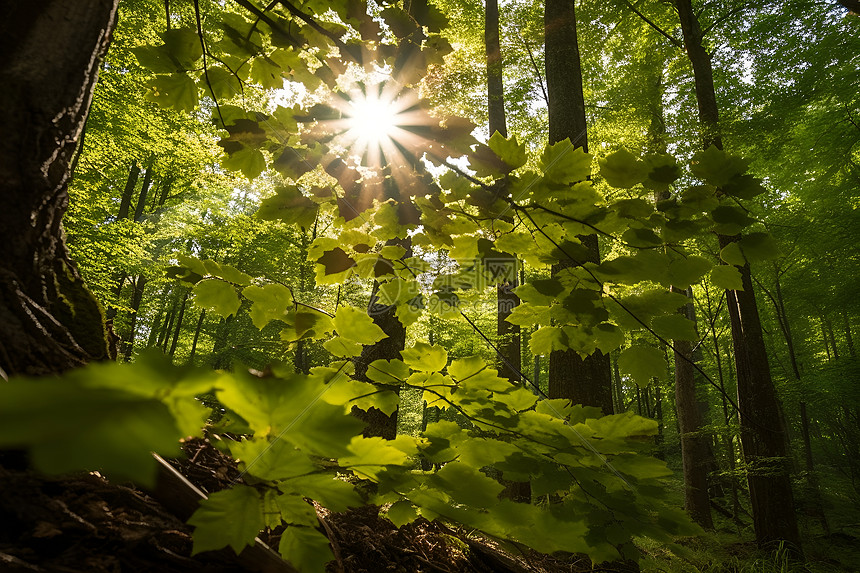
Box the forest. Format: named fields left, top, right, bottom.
left=0, top=0, right=858, bottom=572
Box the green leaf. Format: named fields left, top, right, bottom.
left=447, top=355, right=487, bottom=381
left=667, top=256, right=712, bottom=289
left=269, top=492, right=319, bottom=526
left=256, top=186, right=319, bottom=227
left=618, top=345, right=665, bottom=386
left=710, top=265, right=744, bottom=290
left=488, top=132, right=527, bottom=170
left=146, top=73, right=198, bottom=111
left=719, top=242, right=747, bottom=267
left=323, top=336, right=364, bottom=357
left=280, top=475, right=362, bottom=512
left=0, top=380, right=182, bottom=488
left=201, top=66, right=242, bottom=100
left=612, top=453, right=673, bottom=480
left=599, top=148, right=649, bottom=188
left=366, top=359, right=410, bottom=385
left=739, top=232, right=780, bottom=263
left=222, top=146, right=266, bottom=180
left=250, top=55, right=285, bottom=90
left=340, top=436, right=410, bottom=479
left=188, top=485, right=264, bottom=555
left=333, top=306, right=387, bottom=344
left=230, top=438, right=317, bottom=481
left=244, top=284, right=293, bottom=329
left=163, top=28, right=203, bottom=68
left=202, top=260, right=253, bottom=285
left=278, top=526, right=333, bottom=573
left=621, top=228, right=663, bottom=248
left=194, top=279, right=241, bottom=317
left=643, top=154, right=681, bottom=191
left=401, top=342, right=448, bottom=372
left=431, top=461, right=504, bottom=508
left=651, top=314, right=698, bottom=341
left=722, top=174, right=766, bottom=199
left=690, top=146, right=749, bottom=187
left=317, top=247, right=356, bottom=276
left=540, top=140, right=592, bottom=184
left=386, top=500, right=419, bottom=527
left=711, top=205, right=756, bottom=235
left=530, top=326, right=569, bottom=355
left=131, top=45, right=179, bottom=73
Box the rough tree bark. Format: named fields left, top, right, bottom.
left=486, top=0, right=522, bottom=385
left=674, top=0, right=801, bottom=550
left=544, top=0, right=613, bottom=415
left=0, top=2, right=119, bottom=377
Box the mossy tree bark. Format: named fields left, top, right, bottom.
left=0, top=1, right=119, bottom=377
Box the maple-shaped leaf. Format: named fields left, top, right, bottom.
left=318, top=247, right=356, bottom=275
left=189, top=485, right=264, bottom=555
left=193, top=279, right=240, bottom=317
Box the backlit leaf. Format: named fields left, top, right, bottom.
left=599, top=148, right=648, bottom=188
left=540, top=140, right=592, bottom=184
left=194, top=279, right=240, bottom=317
left=147, top=73, right=198, bottom=111
left=278, top=526, right=333, bottom=573
left=333, top=306, right=387, bottom=344
left=710, top=265, right=744, bottom=290
left=188, top=485, right=264, bottom=555
left=401, top=342, right=448, bottom=372
left=244, top=283, right=293, bottom=329
left=280, top=475, right=362, bottom=512
left=618, top=345, right=665, bottom=386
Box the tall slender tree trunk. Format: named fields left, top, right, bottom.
left=485, top=0, right=522, bottom=385
left=675, top=0, right=800, bottom=550
left=843, top=311, right=856, bottom=358
left=0, top=2, right=119, bottom=377
left=188, top=309, right=206, bottom=364
left=544, top=0, right=613, bottom=415
left=159, top=292, right=179, bottom=351
left=118, top=162, right=140, bottom=220
left=821, top=317, right=832, bottom=361
left=486, top=2, right=527, bottom=502
left=133, top=154, right=155, bottom=221
left=122, top=275, right=147, bottom=362
left=168, top=291, right=189, bottom=358
left=825, top=316, right=839, bottom=360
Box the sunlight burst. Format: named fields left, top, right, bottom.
left=346, top=94, right=398, bottom=145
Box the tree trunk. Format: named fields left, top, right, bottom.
left=122, top=275, right=147, bottom=362
left=671, top=287, right=714, bottom=529
left=675, top=0, right=801, bottom=550
left=188, top=309, right=206, bottom=364
left=159, top=291, right=179, bottom=351
left=485, top=0, right=522, bottom=386
left=157, top=174, right=174, bottom=208
left=544, top=0, right=613, bottom=413
left=825, top=315, right=840, bottom=360
left=168, top=291, right=189, bottom=358
left=674, top=337, right=715, bottom=529
left=118, top=161, right=140, bottom=220
left=721, top=237, right=801, bottom=550
left=844, top=311, right=856, bottom=358
left=0, top=1, right=119, bottom=377
left=351, top=276, right=408, bottom=439
left=133, top=154, right=155, bottom=221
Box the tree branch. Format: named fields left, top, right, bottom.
left=621, top=0, right=682, bottom=48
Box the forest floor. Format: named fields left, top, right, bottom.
left=1, top=440, right=858, bottom=573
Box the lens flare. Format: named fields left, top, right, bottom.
left=346, top=94, right=397, bottom=145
